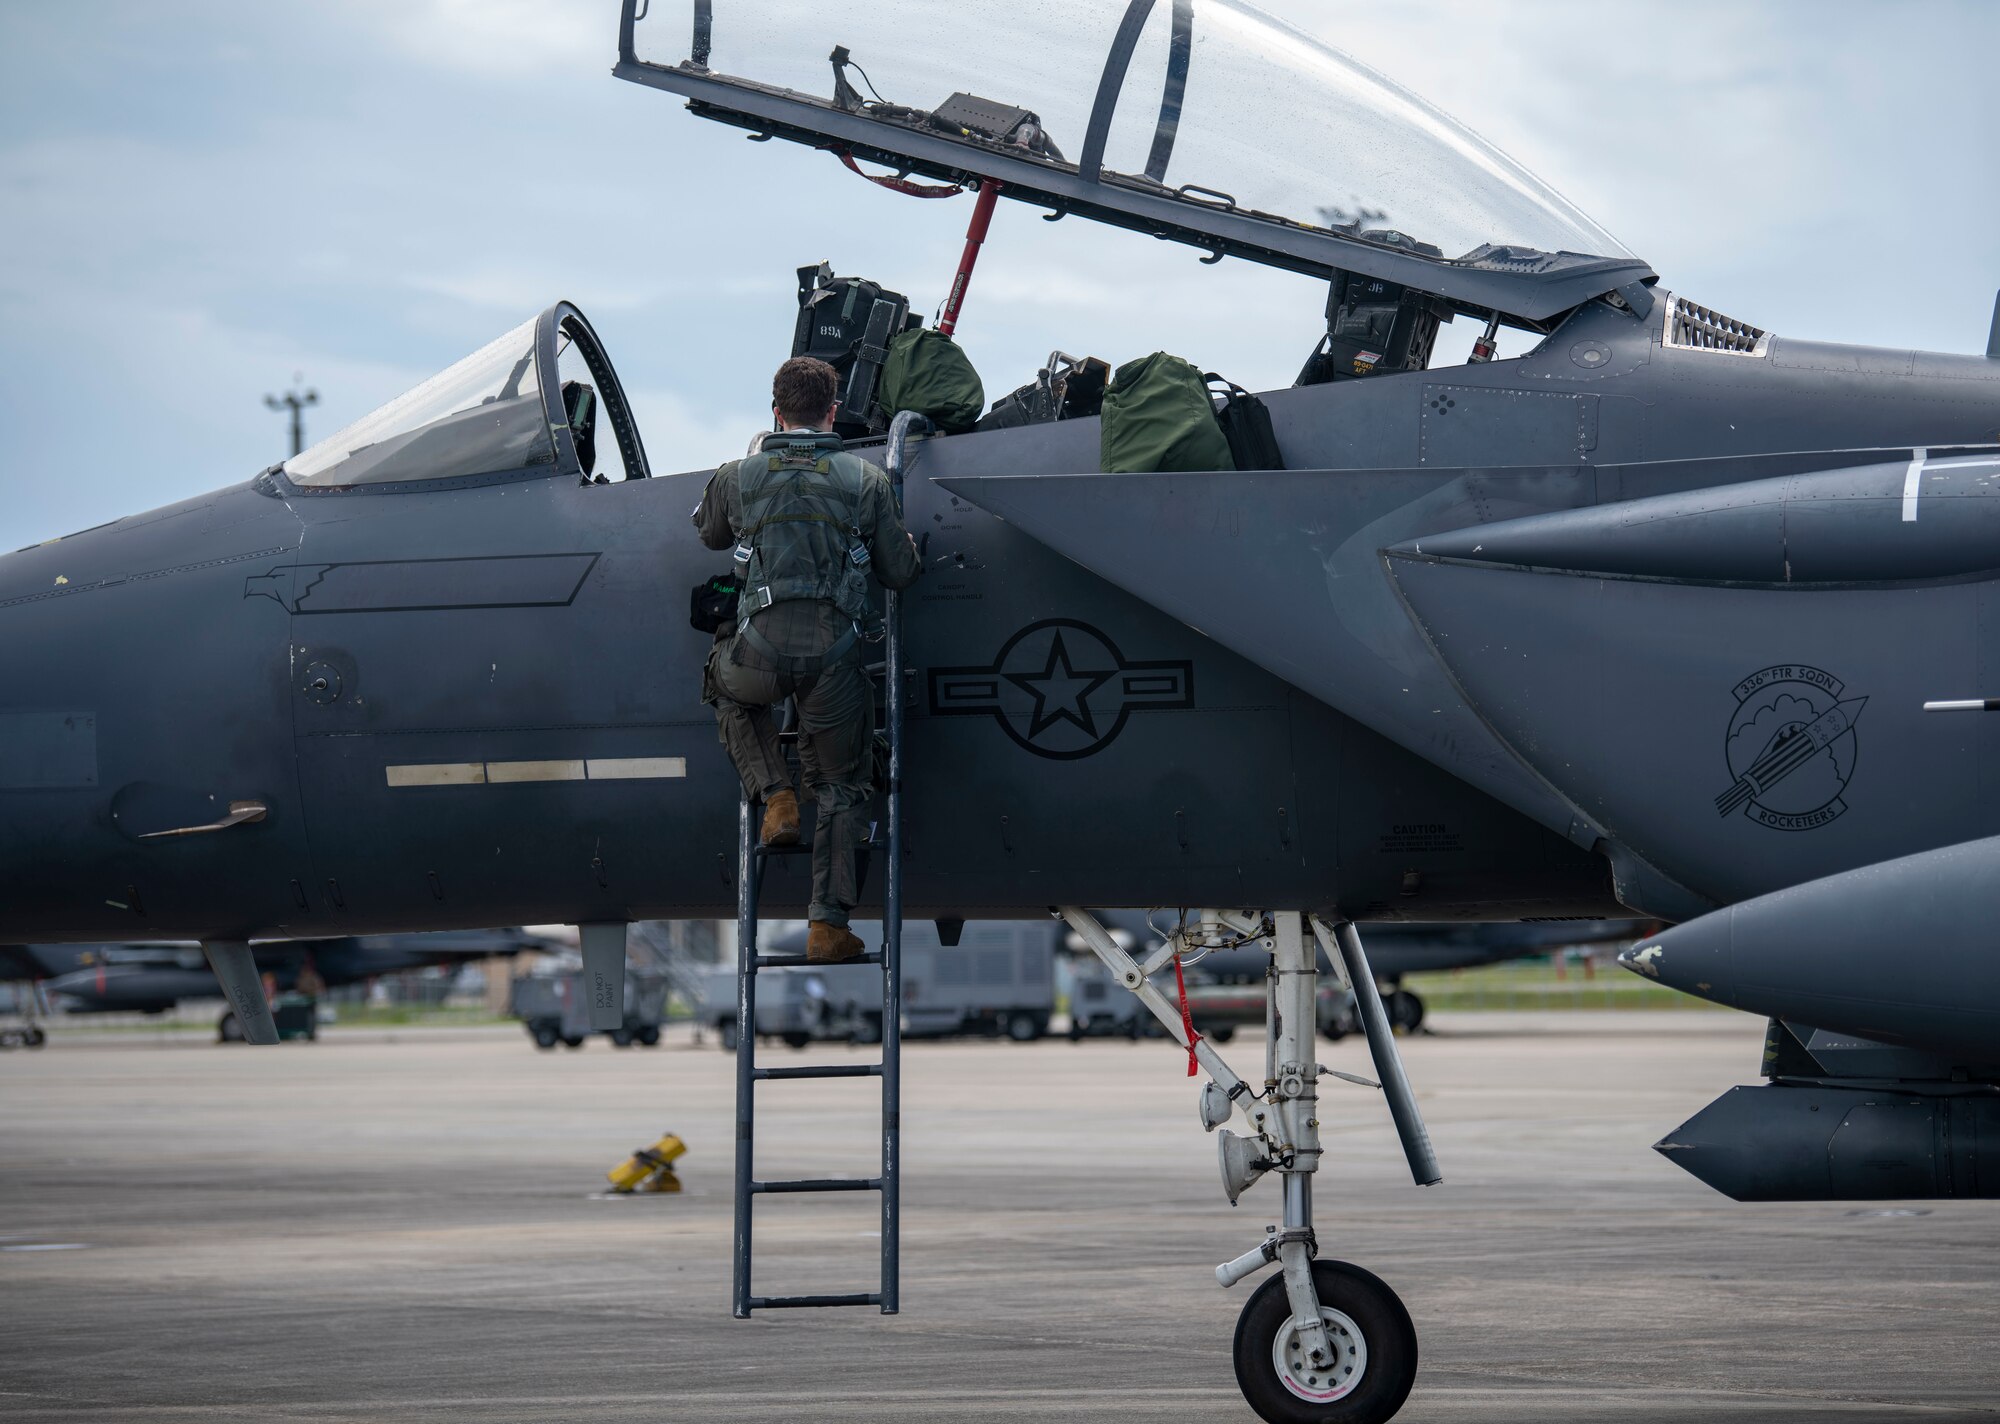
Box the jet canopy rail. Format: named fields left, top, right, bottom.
left=615, top=0, right=1655, bottom=328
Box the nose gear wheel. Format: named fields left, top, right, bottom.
left=1233, top=1259, right=1417, bottom=1424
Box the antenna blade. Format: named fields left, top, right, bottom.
left=579, top=923, right=629, bottom=1031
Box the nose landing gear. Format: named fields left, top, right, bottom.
left=1059, top=908, right=1438, bottom=1424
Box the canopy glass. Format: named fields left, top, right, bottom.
left=286, top=317, right=555, bottom=487
left=634, top=0, right=1632, bottom=266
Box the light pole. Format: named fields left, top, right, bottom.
left=264, top=375, right=319, bottom=460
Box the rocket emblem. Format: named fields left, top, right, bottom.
left=1715, top=665, right=1864, bottom=831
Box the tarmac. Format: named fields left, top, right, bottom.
left=1, top=1011, right=1996, bottom=1422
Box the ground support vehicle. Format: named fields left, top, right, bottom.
left=511, top=969, right=666, bottom=1049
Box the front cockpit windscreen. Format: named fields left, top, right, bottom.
left=285, top=318, right=557, bottom=487
left=636, top=0, right=1633, bottom=265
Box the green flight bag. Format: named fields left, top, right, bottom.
left=879, top=328, right=986, bottom=433
left=1100, top=351, right=1236, bottom=473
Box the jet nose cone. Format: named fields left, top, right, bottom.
left=1617, top=920, right=1734, bottom=1008
left=1616, top=941, right=1663, bottom=976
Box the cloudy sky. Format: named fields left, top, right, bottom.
left=2, top=0, right=1994, bottom=549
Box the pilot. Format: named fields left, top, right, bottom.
left=694, top=356, right=922, bottom=964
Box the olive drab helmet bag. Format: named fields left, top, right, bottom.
left=730, top=432, right=872, bottom=626
left=879, top=327, right=986, bottom=434
left=1099, top=351, right=1236, bottom=473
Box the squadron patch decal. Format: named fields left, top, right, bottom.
left=927, top=619, right=1194, bottom=760
left=1714, top=665, right=1866, bottom=831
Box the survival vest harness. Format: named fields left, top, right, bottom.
left=730, top=431, right=873, bottom=671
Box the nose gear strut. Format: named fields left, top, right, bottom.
left=1056, top=908, right=1438, bottom=1424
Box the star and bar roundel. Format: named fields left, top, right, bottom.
left=925, top=619, right=1195, bottom=759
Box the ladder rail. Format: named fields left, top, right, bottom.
left=880, top=409, right=928, bottom=1316
left=731, top=794, right=759, bottom=1319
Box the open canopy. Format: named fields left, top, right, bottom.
left=616, top=0, right=1654, bottom=324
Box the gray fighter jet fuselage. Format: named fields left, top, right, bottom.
left=4, top=288, right=1992, bottom=941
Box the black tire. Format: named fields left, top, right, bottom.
left=781, top=1030, right=811, bottom=1050
left=851, top=1013, right=883, bottom=1046
left=1232, top=1259, right=1417, bottom=1424
left=1320, top=1018, right=1350, bottom=1042
left=24, top=1025, right=46, bottom=1048
left=561, top=1035, right=585, bottom=1049
left=718, top=1020, right=739, bottom=1052
left=533, top=1023, right=559, bottom=1050
left=609, top=1028, right=634, bottom=1048
left=1211, top=1025, right=1238, bottom=1043
left=636, top=1025, right=661, bottom=1047
left=218, top=1012, right=243, bottom=1044
left=1004, top=1011, right=1040, bottom=1043
left=1386, top=990, right=1424, bottom=1035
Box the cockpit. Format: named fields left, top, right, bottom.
left=278, top=303, right=651, bottom=492
left=269, top=2, right=1662, bottom=498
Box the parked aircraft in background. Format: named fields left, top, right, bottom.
left=1, top=929, right=558, bottom=1038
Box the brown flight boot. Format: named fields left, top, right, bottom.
left=760, top=788, right=800, bottom=847
left=807, top=920, right=865, bottom=964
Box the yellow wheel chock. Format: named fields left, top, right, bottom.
left=607, top=1133, right=687, bottom=1193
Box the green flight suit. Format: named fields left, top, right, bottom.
left=694, top=430, right=922, bottom=927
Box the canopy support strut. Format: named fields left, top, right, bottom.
left=938, top=180, right=1001, bottom=337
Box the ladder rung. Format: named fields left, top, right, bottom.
left=754, top=1062, right=882, bottom=1081
left=751, top=1177, right=882, bottom=1195
left=754, top=842, right=813, bottom=857
left=749, top=1293, right=881, bottom=1310
left=756, top=951, right=884, bottom=969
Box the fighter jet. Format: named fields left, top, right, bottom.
left=7, top=929, right=557, bottom=1037
left=1, top=3, right=1995, bottom=1420
left=1188, top=918, right=1652, bottom=1036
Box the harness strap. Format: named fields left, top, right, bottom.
left=736, top=618, right=858, bottom=678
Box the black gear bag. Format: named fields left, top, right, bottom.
left=689, top=572, right=740, bottom=635
left=1205, top=373, right=1285, bottom=471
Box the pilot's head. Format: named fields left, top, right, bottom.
left=773, top=355, right=840, bottom=432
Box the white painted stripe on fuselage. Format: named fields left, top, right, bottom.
left=385, top=756, right=686, bottom=787
left=485, top=759, right=586, bottom=783
left=585, top=756, right=687, bottom=780
left=1902, top=447, right=1928, bottom=522
left=385, top=762, right=486, bottom=787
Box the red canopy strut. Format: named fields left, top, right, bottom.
left=937, top=179, right=1002, bottom=337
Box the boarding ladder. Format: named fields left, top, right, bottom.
left=729, top=412, right=927, bottom=1317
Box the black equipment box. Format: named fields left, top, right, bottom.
left=792, top=263, right=917, bottom=438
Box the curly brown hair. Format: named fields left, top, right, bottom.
left=772, top=356, right=840, bottom=428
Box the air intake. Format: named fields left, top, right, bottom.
left=1664, top=295, right=1770, bottom=356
